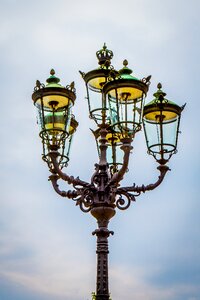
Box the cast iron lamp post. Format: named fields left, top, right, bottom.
left=32, top=44, right=184, bottom=300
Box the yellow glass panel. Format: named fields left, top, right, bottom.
left=108, top=87, right=143, bottom=101
left=106, top=132, right=123, bottom=144
left=69, top=125, right=74, bottom=135
left=144, top=110, right=178, bottom=121
left=88, top=77, right=106, bottom=90
left=45, top=122, right=65, bottom=131
left=36, top=95, right=70, bottom=109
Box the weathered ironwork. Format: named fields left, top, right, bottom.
left=32, top=45, right=184, bottom=300
left=46, top=124, right=170, bottom=300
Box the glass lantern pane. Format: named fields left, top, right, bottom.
left=86, top=86, right=106, bottom=122
left=108, top=94, right=119, bottom=126
left=93, top=129, right=124, bottom=173
left=108, top=89, right=144, bottom=134
left=44, top=111, right=66, bottom=131
left=35, top=94, right=71, bottom=109
left=162, top=117, right=179, bottom=150
left=107, top=142, right=124, bottom=173
left=143, top=119, right=160, bottom=150
left=143, top=115, right=179, bottom=155
left=36, top=102, right=71, bottom=149
left=36, top=107, right=44, bottom=132
left=108, top=86, right=143, bottom=101
left=88, top=76, right=107, bottom=92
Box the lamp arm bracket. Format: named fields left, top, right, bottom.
left=49, top=174, right=80, bottom=198
left=118, top=165, right=170, bottom=194
left=106, top=139, right=133, bottom=187
left=49, top=174, right=96, bottom=213
left=48, top=151, right=93, bottom=189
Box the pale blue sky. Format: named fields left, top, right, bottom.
left=0, top=0, right=200, bottom=299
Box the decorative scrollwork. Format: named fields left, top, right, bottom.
left=34, top=80, right=45, bottom=91
left=76, top=188, right=95, bottom=213
left=142, top=75, right=151, bottom=85
left=108, top=69, right=120, bottom=81
left=115, top=190, right=136, bottom=210
left=91, top=164, right=100, bottom=186
left=48, top=150, right=93, bottom=189
left=66, top=81, right=76, bottom=93
left=79, top=70, right=86, bottom=79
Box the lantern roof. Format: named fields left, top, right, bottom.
left=143, top=83, right=183, bottom=121
left=32, top=69, right=76, bottom=109
left=102, top=60, right=149, bottom=97
left=145, top=83, right=179, bottom=107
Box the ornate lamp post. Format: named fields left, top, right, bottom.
left=32, top=44, right=184, bottom=300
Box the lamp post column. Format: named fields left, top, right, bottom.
left=91, top=206, right=115, bottom=300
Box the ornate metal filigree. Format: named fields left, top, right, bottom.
left=76, top=188, right=95, bottom=213
left=46, top=125, right=170, bottom=300
left=34, top=80, right=45, bottom=91
left=118, top=165, right=170, bottom=195
left=115, top=190, right=135, bottom=210
left=66, top=81, right=76, bottom=93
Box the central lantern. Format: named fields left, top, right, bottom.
left=81, top=43, right=115, bottom=124
left=81, top=45, right=152, bottom=173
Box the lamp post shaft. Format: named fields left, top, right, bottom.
left=91, top=206, right=115, bottom=300
left=95, top=222, right=110, bottom=300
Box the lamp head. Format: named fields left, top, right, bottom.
left=32, top=70, right=77, bottom=169
left=143, top=83, right=185, bottom=164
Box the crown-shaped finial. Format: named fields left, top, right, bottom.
left=96, top=43, right=113, bottom=67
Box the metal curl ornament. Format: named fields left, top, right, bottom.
left=76, top=188, right=95, bottom=213
left=115, top=191, right=135, bottom=210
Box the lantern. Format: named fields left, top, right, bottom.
left=32, top=69, right=76, bottom=168
left=143, top=83, right=185, bottom=164
left=81, top=43, right=115, bottom=124
left=93, top=128, right=124, bottom=174
left=103, top=60, right=150, bottom=138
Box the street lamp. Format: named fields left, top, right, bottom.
left=32, top=44, right=184, bottom=300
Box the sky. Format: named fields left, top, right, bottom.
left=0, top=0, right=200, bottom=299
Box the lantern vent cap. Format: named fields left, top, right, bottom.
left=153, top=83, right=167, bottom=100
left=118, top=60, right=139, bottom=81
left=46, top=69, right=62, bottom=88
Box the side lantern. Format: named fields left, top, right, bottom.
left=32, top=69, right=77, bottom=169
left=143, top=83, right=185, bottom=165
